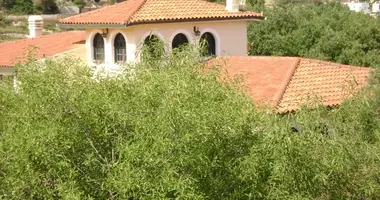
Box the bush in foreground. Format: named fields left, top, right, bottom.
left=0, top=50, right=380, bottom=199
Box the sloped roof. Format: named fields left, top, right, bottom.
left=208, top=56, right=371, bottom=113
left=59, top=0, right=263, bottom=26
left=277, top=59, right=370, bottom=112
left=0, top=31, right=86, bottom=68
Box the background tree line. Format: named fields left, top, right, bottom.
left=248, top=2, right=380, bottom=68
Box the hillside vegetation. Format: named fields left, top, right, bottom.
left=0, top=47, right=380, bottom=199
left=0, top=0, right=89, bottom=14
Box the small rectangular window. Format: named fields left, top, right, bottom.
left=94, top=47, right=105, bottom=61
left=115, top=48, right=126, bottom=62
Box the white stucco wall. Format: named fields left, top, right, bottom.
left=85, top=20, right=249, bottom=66
left=0, top=67, right=17, bottom=89
left=0, top=67, right=14, bottom=76
left=51, top=45, right=87, bottom=63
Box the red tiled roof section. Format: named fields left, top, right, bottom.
left=207, top=56, right=371, bottom=113
left=277, top=59, right=371, bottom=112
left=208, top=56, right=299, bottom=107
left=0, top=31, right=86, bottom=67
left=60, top=0, right=263, bottom=25
left=60, top=0, right=145, bottom=25
left=129, top=0, right=262, bottom=24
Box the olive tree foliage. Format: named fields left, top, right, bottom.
left=0, top=46, right=380, bottom=199
left=249, top=3, right=380, bottom=67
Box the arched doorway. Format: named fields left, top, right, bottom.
left=199, top=32, right=216, bottom=56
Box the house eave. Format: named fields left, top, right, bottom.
left=126, top=17, right=263, bottom=27
left=58, top=23, right=126, bottom=29
left=59, top=16, right=263, bottom=29
left=0, top=66, right=15, bottom=74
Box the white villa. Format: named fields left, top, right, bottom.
left=59, top=0, right=263, bottom=67
left=0, top=0, right=371, bottom=112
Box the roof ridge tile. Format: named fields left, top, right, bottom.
left=125, top=0, right=148, bottom=25
left=272, top=57, right=300, bottom=108
left=300, top=57, right=370, bottom=71
left=60, top=0, right=263, bottom=25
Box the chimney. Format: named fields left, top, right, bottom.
left=28, top=15, right=43, bottom=38
left=226, top=0, right=240, bottom=12
left=265, top=0, right=275, bottom=7
left=239, top=0, right=246, bottom=10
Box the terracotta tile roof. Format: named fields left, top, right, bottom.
left=207, top=56, right=371, bottom=113
left=60, top=0, right=145, bottom=25
left=0, top=31, right=86, bottom=68
left=60, top=0, right=263, bottom=25
left=277, top=59, right=370, bottom=113
left=208, top=56, right=299, bottom=107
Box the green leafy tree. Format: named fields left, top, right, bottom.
left=1, top=47, right=380, bottom=199
left=248, top=3, right=380, bottom=67
left=0, top=0, right=15, bottom=10
left=13, top=0, right=37, bottom=14
left=1, top=0, right=37, bottom=14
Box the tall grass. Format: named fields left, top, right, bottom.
left=0, top=48, right=379, bottom=199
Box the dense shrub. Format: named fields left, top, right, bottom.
left=0, top=12, right=9, bottom=27
left=248, top=3, right=380, bottom=67
left=1, top=0, right=58, bottom=14
left=7, top=0, right=37, bottom=14
left=36, top=0, right=59, bottom=14
left=0, top=48, right=380, bottom=199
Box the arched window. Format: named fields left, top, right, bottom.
left=93, top=33, right=105, bottom=62
left=171, top=33, right=189, bottom=49
left=200, top=32, right=216, bottom=56
left=114, top=33, right=126, bottom=62
left=142, top=34, right=165, bottom=60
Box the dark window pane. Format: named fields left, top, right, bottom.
left=93, top=33, right=105, bottom=61
left=172, top=33, right=189, bottom=49
left=200, top=32, right=216, bottom=56
left=114, top=33, right=126, bottom=62
left=142, top=34, right=164, bottom=60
